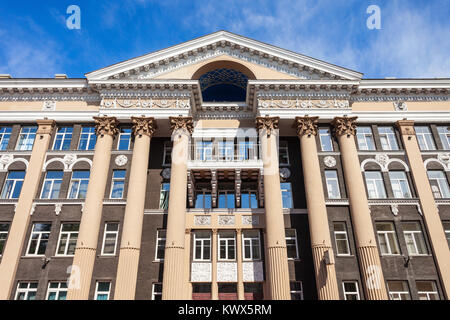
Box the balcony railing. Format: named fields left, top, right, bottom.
left=189, top=143, right=260, bottom=162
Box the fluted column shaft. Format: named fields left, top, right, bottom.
left=332, top=117, right=388, bottom=300
left=67, top=116, right=118, bottom=300
left=114, top=117, right=156, bottom=300
left=397, top=120, right=450, bottom=299
left=162, top=117, right=193, bottom=300
left=236, top=229, right=245, bottom=300
left=256, top=116, right=291, bottom=300
left=294, top=116, right=339, bottom=300
left=211, top=229, right=219, bottom=300
left=0, top=120, right=55, bottom=300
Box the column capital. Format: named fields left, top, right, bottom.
left=36, top=119, right=56, bottom=135
left=169, top=116, right=193, bottom=135
left=131, top=116, right=157, bottom=137
left=256, top=116, right=279, bottom=137
left=93, top=116, right=119, bottom=137
left=331, top=116, right=358, bottom=137
left=293, top=116, right=319, bottom=137
left=395, top=120, right=415, bottom=136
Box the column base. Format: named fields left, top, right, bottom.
left=266, top=246, right=291, bottom=300
left=114, top=247, right=140, bottom=300
left=311, top=244, right=339, bottom=300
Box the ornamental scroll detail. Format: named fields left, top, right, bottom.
left=101, top=98, right=190, bottom=109
left=258, top=99, right=350, bottom=109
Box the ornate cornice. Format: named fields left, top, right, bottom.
left=331, top=116, right=358, bottom=137
left=255, top=116, right=279, bottom=137
left=169, top=116, right=194, bottom=134
left=131, top=116, right=157, bottom=137
left=293, top=116, right=319, bottom=137
left=93, top=116, right=119, bottom=137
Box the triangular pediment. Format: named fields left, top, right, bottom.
left=86, top=31, right=362, bottom=81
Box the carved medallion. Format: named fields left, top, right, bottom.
left=115, top=155, right=128, bottom=167
left=324, top=156, right=337, bottom=168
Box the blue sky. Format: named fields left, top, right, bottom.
left=0, top=0, right=449, bottom=79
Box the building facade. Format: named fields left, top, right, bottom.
left=0, top=31, right=449, bottom=300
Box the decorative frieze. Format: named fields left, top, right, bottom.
left=42, top=101, right=56, bottom=111
left=194, top=215, right=211, bottom=226
left=241, top=215, right=259, bottom=226
left=101, top=98, right=190, bottom=109
left=217, top=262, right=238, bottom=282
left=218, top=215, right=235, bottom=226
left=191, top=263, right=212, bottom=282
left=259, top=99, right=349, bottom=109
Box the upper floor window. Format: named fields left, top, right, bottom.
left=444, top=222, right=450, bottom=248
left=46, top=282, right=68, bottom=300
left=427, top=170, right=450, bottom=198
left=0, top=127, right=12, bottom=150
left=416, top=126, right=436, bottom=150
left=56, top=223, right=79, bottom=256
left=364, top=171, right=387, bottom=199
left=218, top=190, right=235, bottom=209
left=285, top=229, right=299, bottom=259
left=193, top=231, right=211, bottom=261
left=218, top=140, right=234, bottom=161
left=15, top=282, right=38, bottom=300
left=416, top=281, right=439, bottom=300
left=242, top=230, right=261, bottom=260
left=281, top=183, right=293, bottom=208
left=195, top=140, right=213, bottom=161
left=162, top=141, right=172, bottom=165
left=403, top=222, right=428, bottom=255
left=218, top=231, right=236, bottom=261
left=356, top=126, right=375, bottom=150
left=279, top=140, right=289, bottom=165
left=40, top=171, right=63, bottom=199
left=375, top=222, right=400, bottom=255
left=342, top=281, right=360, bottom=300
left=159, top=183, right=170, bottom=209
left=16, top=126, right=37, bottom=151
left=319, top=128, right=334, bottom=151
left=195, top=189, right=212, bottom=209
left=333, top=222, right=350, bottom=256
left=389, top=171, right=412, bottom=198
left=387, top=281, right=411, bottom=300
left=290, top=281, right=304, bottom=300
left=241, top=189, right=258, bottom=209
left=78, top=126, right=97, bottom=150
left=101, top=222, right=119, bottom=256
left=155, top=230, right=166, bottom=261
left=1, top=170, right=25, bottom=199
left=152, top=283, right=163, bottom=300
left=117, top=128, right=132, bottom=150
left=437, top=126, right=450, bottom=150
left=110, top=170, right=126, bottom=199
left=53, top=127, right=73, bottom=151
left=325, top=170, right=341, bottom=199
left=0, top=223, right=10, bottom=256
left=378, top=126, right=399, bottom=150
left=26, top=223, right=51, bottom=256
left=238, top=140, right=258, bottom=161
left=94, top=282, right=111, bottom=300
left=68, top=170, right=90, bottom=199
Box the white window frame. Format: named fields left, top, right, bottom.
left=152, top=283, right=163, bottom=300
left=280, top=182, right=293, bottom=209
left=403, top=222, right=428, bottom=256
left=196, top=140, right=214, bottom=161
left=67, top=171, right=90, bottom=199
left=356, top=126, right=376, bottom=150
left=52, top=127, right=73, bottom=151
left=444, top=222, right=450, bottom=247
left=417, top=281, right=439, bottom=300
left=242, top=230, right=261, bottom=261
left=427, top=170, right=450, bottom=198
left=15, top=282, right=38, bottom=300
left=218, top=231, right=236, bottom=261
left=101, top=223, right=119, bottom=256
left=193, top=231, right=211, bottom=261
left=55, top=223, right=79, bottom=256
left=1, top=171, right=25, bottom=199
left=437, top=126, right=450, bottom=150
left=415, top=126, right=436, bottom=150
left=376, top=222, right=401, bottom=255
left=333, top=222, right=351, bottom=256
left=389, top=171, right=412, bottom=199
left=218, top=140, right=234, bottom=161
left=365, top=171, right=387, bottom=199
left=319, top=128, right=334, bottom=151
left=78, top=126, right=96, bottom=151
left=26, top=223, right=51, bottom=256
left=162, top=141, right=172, bottom=165
left=0, top=126, right=12, bottom=150
left=342, top=281, right=361, bottom=300
left=117, top=128, right=132, bottom=151
left=285, top=229, right=299, bottom=260
left=279, top=140, right=290, bottom=165
left=109, top=170, right=126, bottom=199
left=290, top=281, right=304, bottom=300
left=154, top=230, right=166, bottom=261
left=94, top=281, right=111, bottom=300
left=46, top=281, right=68, bottom=300
left=159, top=183, right=170, bottom=209
left=387, top=281, right=411, bottom=300
left=0, top=223, right=9, bottom=256
left=40, top=171, right=63, bottom=199
left=378, top=126, right=399, bottom=151
left=16, top=126, right=37, bottom=151
left=325, top=170, right=341, bottom=199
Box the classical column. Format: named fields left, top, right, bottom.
left=114, top=117, right=156, bottom=300
left=236, top=229, right=245, bottom=300
left=256, top=116, right=291, bottom=300
left=67, top=116, right=119, bottom=300
left=331, top=116, right=388, bottom=300
left=294, top=116, right=339, bottom=300
left=183, top=229, right=192, bottom=299
left=162, top=116, right=193, bottom=300
left=211, top=229, right=219, bottom=300
left=0, top=120, right=55, bottom=300
left=396, top=120, right=450, bottom=299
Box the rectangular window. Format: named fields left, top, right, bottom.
left=159, top=183, right=170, bottom=209
left=427, top=170, right=450, bottom=198
left=78, top=126, right=97, bottom=150
left=279, top=140, right=289, bottom=165
left=285, top=229, right=299, bottom=259
left=101, top=223, right=119, bottom=255
left=356, top=126, right=376, bottom=150
left=110, top=170, right=126, bottom=199
left=290, top=281, right=304, bottom=300
left=378, top=126, right=399, bottom=150
left=26, top=223, right=51, bottom=256
left=95, top=282, right=111, bottom=300
left=53, top=127, right=73, bottom=151
left=389, top=171, right=412, bottom=198
left=387, top=281, right=411, bottom=300
left=403, top=222, right=428, bottom=255
left=155, top=230, right=166, bottom=261
left=325, top=170, right=341, bottom=199
left=0, top=127, right=12, bottom=150
left=194, top=231, right=211, bottom=261
left=117, top=128, right=132, bottom=150
left=242, top=230, right=261, bottom=260
left=218, top=140, right=234, bottom=161
left=68, top=170, right=90, bottom=199
left=437, top=126, right=450, bottom=150
left=56, top=223, right=79, bottom=256
left=218, top=231, right=236, bottom=261
left=241, top=190, right=258, bottom=209
left=1, top=170, right=25, bottom=199
left=281, top=183, right=293, bottom=208
left=416, top=281, right=439, bottom=300
left=0, top=223, right=10, bottom=256
left=376, top=222, right=400, bottom=255
left=244, top=283, right=263, bottom=300
left=319, top=128, right=334, bottom=151
left=333, top=222, right=350, bottom=256
left=195, top=190, right=212, bottom=209
left=343, top=281, right=360, bottom=300
left=444, top=222, right=450, bottom=248
left=416, top=126, right=436, bottom=150
left=218, top=190, right=235, bottom=209
left=15, top=282, right=38, bottom=300
left=365, top=171, right=387, bottom=199
left=152, top=283, right=162, bottom=300
left=40, top=171, right=63, bottom=199
left=46, top=282, right=68, bottom=300
left=196, top=140, right=213, bottom=161
left=238, top=140, right=258, bottom=161
left=162, top=141, right=172, bottom=165
left=16, top=126, right=37, bottom=151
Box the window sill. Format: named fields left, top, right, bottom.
left=288, top=258, right=301, bottom=262
left=336, top=255, right=355, bottom=258
left=153, top=260, right=164, bottom=263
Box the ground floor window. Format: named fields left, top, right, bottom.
left=192, top=283, right=212, bottom=300
left=152, top=283, right=162, bottom=300
left=244, top=283, right=263, bottom=300
left=290, top=281, right=303, bottom=300
left=342, top=281, right=360, bottom=300
left=218, top=283, right=238, bottom=300
left=387, top=281, right=411, bottom=300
